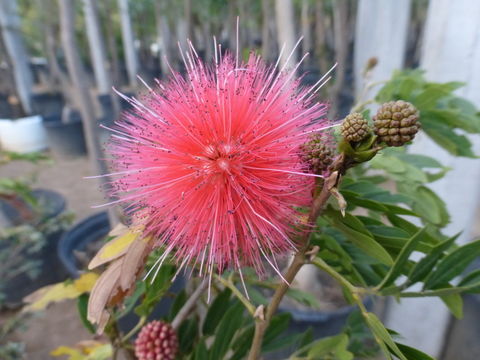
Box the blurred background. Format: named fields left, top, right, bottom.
left=1, top=0, right=480, bottom=359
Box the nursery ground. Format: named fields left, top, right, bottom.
left=1, top=154, right=108, bottom=359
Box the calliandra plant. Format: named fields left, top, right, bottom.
left=27, top=46, right=480, bottom=360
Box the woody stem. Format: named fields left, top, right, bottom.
left=246, top=172, right=337, bottom=360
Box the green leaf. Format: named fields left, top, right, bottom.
left=379, top=228, right=427, bottom=289
left=441, top=293, right=463, bottom=319
left=178, top=317, right=199, bottom=354
left=245, top=285, right=269, bottom=305
left=167, top=290, right=187, bottom=322
left=407, top=235, right=458, bottom=285
left=77, top=294, right=95, bottom=334
left=208, top=301, right=244, bottom=360
left=410, top=186, right=449, bottom=226
left=458, top=269, right=480, bottom=288
left=395, top=343, right=435, bottom=360
left=193, top=339, right=208, bottom=360
left=394, top=153, right=444, bottom=169
left=364, top=313, right=407, bottom=360
left=263, top=313, right=291, bottom=346
left=421, top=118, right=475, bottom=157
left=424, top=239, right=480, bottom=289
left=261, top=333, right=303, bottom=354
left=202, top=288, right=232, bottom=335
left=423, top=109, right=480, bottom=134
left=230, top=325, right=255, bottom=360
left=136, top=264, right=175, bottom=317
left=297, top=328, right=314, bottom=356
left=387, top=214, right=419, bottom=235
left=327, top=211, right=394, bottom=265
left=307, top=334, right=353, bottom=360
left=414, top=81, right=463, bottom=111
left=286, top=288, right=321, bottom=309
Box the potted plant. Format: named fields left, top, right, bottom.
left=0, top=151, right=73, bottom=307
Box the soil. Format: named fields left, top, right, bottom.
left=0, top=154, right=108, bottom=359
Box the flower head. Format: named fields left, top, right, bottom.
left=135, top=320, right=178, bottom=360
left=103, top=45, right=330, bottom=280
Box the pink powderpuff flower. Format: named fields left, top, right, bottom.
left=99, top=41, right=333, bottom=286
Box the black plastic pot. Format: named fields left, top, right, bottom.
left=57, top=211, right=111, bottom=278
left=0, top=189, right=67, bottom=307
left=58, top=212, right=183, bottom=333
left=43, top=113, right=87, bottom=159
left=31, top=93, right=64, bottom=117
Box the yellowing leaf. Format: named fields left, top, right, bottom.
left=74, top=272, right=99, bottom=293
left=51, top=342, right=112, bottom=360
left=88, top=230, right=139, bottom=270
left=51, top=346, right=83, bottom=360
left=86, top=344, right=112, bottom=360
left=24, top=273, right=98, bottom=312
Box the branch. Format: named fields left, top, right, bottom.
left=171, top=278, right=208, bottom=330
left=247, top=172, right=338, bottom=360
left=215, top=274, right=256, bottom=315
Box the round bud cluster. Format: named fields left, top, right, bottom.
left=340, top=112, right=370, bottom=143
left=301, top=133, right=335, bottom=175
left=135, top=320, right=178, bottom=360
left=373, top=100, right=420, bottom=147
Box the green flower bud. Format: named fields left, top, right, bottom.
left=301, top=133, right=335, bottom=175
left=373, top=100, right=420, bottom=147
left=340, top=112, right=370, bottom=143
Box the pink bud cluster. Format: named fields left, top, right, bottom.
left=134, top=320, right=179, bottom=360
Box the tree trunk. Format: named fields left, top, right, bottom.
left=261, top=0, right=273, bottom=61
left=314, top=1, right=329, bottom=74
left=300, top=0, right=312, bottom=57
left=83, top=0, right=120, bottom=119
left=0, top=0, right=34, bottom=115
left=104, top=0, right=122, bottom=86
left=58, top=0, right=118, bottom=221
left=117, top=0, right=138, bottom=88
left=275, top=0, right=298, bottom=70
left=184, top=0, right=192, bottom=41
left=330, top=0, right=349, bottom=116
left=154, top=0, right=173, bottom=76
left=227, top=0, right=237, bottom=53
left=83, top=0, right=111, bottom=95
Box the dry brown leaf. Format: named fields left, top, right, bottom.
left=87, top=260, right=122, bottom=332
left=119, top=237, right=150, bottom=291
left=108, top=223, right=128, bottom=237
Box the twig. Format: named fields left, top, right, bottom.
left=171, top=278, right=208, bottom=330
left=247, top=172, right=338, bottom=360
left=215, top=274, right=256, bottom=315
left=121, top=316, right=146, bottom=342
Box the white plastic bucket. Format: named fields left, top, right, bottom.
left=0, top=115, right=48, bottom=153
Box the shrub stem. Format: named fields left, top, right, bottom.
left=247, top=171, right=338, bottom=360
